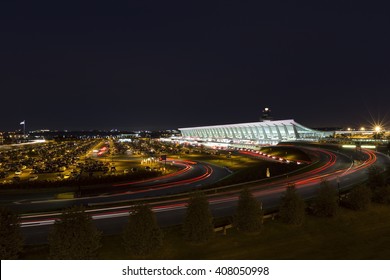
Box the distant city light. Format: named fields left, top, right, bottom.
left=360, top=127, right=365, bottom=131
left=374, top=126, right=382, bottom=132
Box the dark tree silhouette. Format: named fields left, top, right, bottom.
left=234, top=188, right=263, bottom=233
left=48, top=205, right=101, bottom=259
left=122, top=204, right=163, bottom=256
left=183, top=191, right=214, bottom=243
left=345, top=184, right=372, bottom=210
left=367, top=166, right=390, bottom=203
left=0, top=207, right=24, bottom=259
left=279, top=184, right=305, bottom=225
left=312, top=181, right=339, bottom=217
left=372, top=185, right=390, bottom=204
left=367, top=166, right=385, bottom=189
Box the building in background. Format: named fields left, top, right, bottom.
left=178, top=119, right=333, bottom=146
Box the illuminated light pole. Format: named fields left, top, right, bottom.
left=20, top=120, right=26, bottom=139
left=373, top=125, right=383, bottom=142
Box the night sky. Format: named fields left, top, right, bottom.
left=1, top=1, right=389, bottom=132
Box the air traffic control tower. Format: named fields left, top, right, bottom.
left=260, top=107, right=272, bottom=121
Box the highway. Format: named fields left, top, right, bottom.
left=12, top=145, right=390, bottom=245
left=5, top=159, right=230, bottom=213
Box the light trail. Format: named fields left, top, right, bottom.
left=18, top=146, right=383, bottom=231
left=112, top=158, right=194, bottom=187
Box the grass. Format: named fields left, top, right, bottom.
left=178, top=153, right=261, bottom=171
left=178, top=151, right=307, bottom=189
left=21, top=203, right=390, bottom=260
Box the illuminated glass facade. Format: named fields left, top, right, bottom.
left=179, top=120, right=333, bottom=145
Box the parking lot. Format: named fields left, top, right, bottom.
left=0, top=138, right=172, bottom=187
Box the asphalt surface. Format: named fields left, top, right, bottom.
left=5, top=159, right=230, bottom=212
left=15, top=146, right=390, bottom=245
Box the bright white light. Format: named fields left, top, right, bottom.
left=375, top=126, right=381, bottom=132
left=32, top=139, right=46, bottom=143
left=361, top=145, right=376, bottom=149
left=118, top=139, right=132, bottom=142
left=342, top=144, right=356, bottom=148
left=360, top=127, right=365, bottom=131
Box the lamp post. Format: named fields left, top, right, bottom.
left=20, top=120, right=26, bottom=139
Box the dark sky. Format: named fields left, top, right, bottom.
left=1, top=1, right=389, bottom=131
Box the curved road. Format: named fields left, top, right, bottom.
left=13, top=145, right=390, bottom=245
left=5, top=159, right=231, bottom=213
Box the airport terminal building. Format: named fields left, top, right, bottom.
left=178, top=119, right=333, bottom=146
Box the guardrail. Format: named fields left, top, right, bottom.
left=214, top=213, right=278, bottom=235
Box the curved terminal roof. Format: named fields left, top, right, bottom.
left=178, top=119, right=333, bottom=145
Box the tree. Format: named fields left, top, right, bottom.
left=234, top=188, right=263, bottom=233
left=0, top=207, right=24, bottom=259
left=183, top=191, right=214, bottom=243
left=345, top=184, right=372, bottom=210
left=278, top=184, right=305, bottom=225
left=367, top=166, right=390, bottom=203
left=367, top=166, right=385, bottom=189
left=312, top=181, right=339, bottom=217
left=48, top=205, right=102, bottom=259
left=372, top=184, right=390, bottom=204
left=122, top=204, right=163, bottom=256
